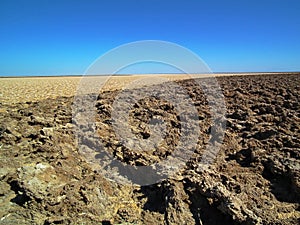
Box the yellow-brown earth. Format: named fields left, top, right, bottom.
left=0, top=73, right=299, bottom=224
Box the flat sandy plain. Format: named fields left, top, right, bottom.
left=0, top=73, right=278, bottom=103
left=0, top=73, right=299, bottom=224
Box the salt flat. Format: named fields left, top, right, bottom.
left=0, top=73, right=290, bottom=103
left=0, top=73, right=299, bottom=224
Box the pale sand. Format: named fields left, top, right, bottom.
left=0, top=73, right=288, bottom=104
left=0, top=75, right=194, bottom=103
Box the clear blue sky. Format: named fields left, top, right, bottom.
left=0, top=0, right=299, bottom=76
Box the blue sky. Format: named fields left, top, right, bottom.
left=0, top=0, right=299, bottom=75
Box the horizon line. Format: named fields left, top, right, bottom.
left=1, top=71, right=300, bottom=78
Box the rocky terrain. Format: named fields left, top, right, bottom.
left=0, top=74, right=299, bottom=224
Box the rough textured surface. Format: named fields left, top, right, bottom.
left=0, top=74, right=299, bottom=224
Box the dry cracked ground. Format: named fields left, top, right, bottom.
left=0, top=74, right=299, bottom=224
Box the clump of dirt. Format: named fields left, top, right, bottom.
left=0, top=74, right=299, bottom=224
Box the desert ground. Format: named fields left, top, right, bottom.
left=0, top=73, right=299, bottom=224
